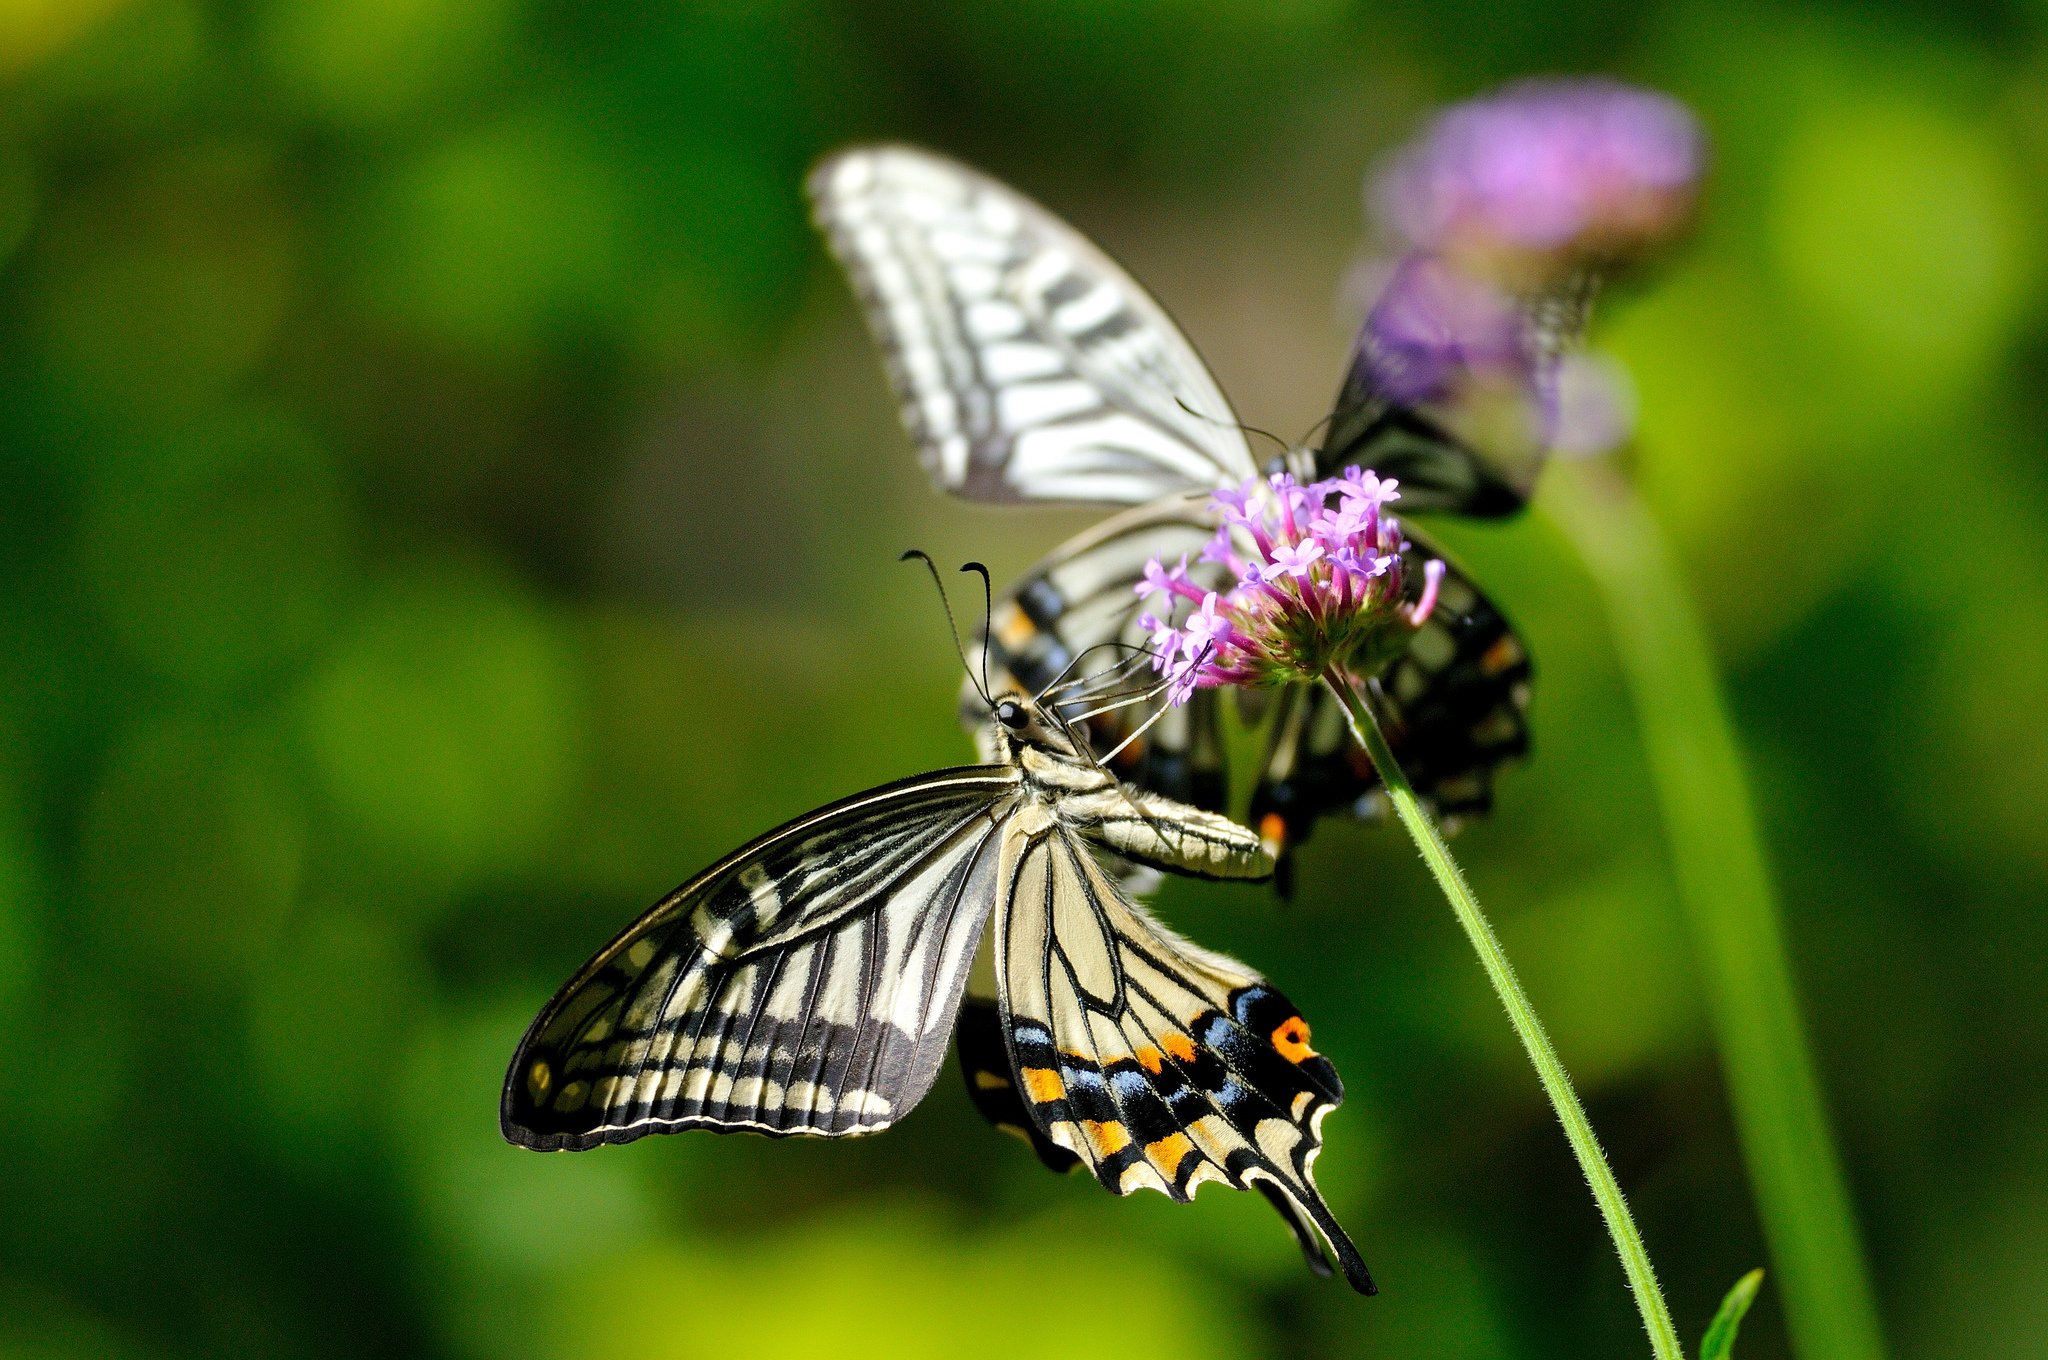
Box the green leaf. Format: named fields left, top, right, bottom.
left=1701, top=1269, right=1765, bottom=1360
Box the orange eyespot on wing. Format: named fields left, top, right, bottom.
left=1271, top=1016, right=1316, bottom=1063
left=1258, top=813, right=1289, bottom=857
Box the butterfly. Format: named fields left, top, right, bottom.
left=808, top=144, right=1543, bottom=871
left=501, top=613, right=1377, bottom=1294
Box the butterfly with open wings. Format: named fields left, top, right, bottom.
left=809, top=144, right=1548, bottom=869
left=503, top=581, right=1376, bottom=1293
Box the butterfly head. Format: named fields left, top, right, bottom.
left=988, top=693, right=1089, bottom=763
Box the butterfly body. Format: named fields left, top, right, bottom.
left=503, top=692, right=1375, bottom=1292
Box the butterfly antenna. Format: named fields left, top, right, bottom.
left=1043, top=649, right=1158, bottom=708
left=1035, top=639, right=1156, bottom=704
left=1297, top=405, right=1342, bottom=453
left=1098, top=650, right=1206, bottom=765
left=959, top=561, right=995, bottom=705
left=1174, top=395, right=1289, bottom=457
left=900, top=549, right=992, bottom=708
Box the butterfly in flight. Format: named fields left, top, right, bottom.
left=809, top=145, right=1544, bottom=872
left=502, top=566, right=1376, bottom=1293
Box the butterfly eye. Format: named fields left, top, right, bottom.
left=995, top=699, right=1029, bottom=730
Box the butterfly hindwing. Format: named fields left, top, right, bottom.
left=809, top=144, right=1257, bottom=507
left=956, top=993, right=1081, bottom=1174
left=502, top=768, right=1019, bottom=1149
left=991, top=802, right=1375, bottom=1293
left=1248, top=531, right=1532, bottom=859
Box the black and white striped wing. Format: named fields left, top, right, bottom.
left=974, top=493, right=1230, bottom=811
left=1248, top=531, right=1531, bottom=862
left=810, top=144, right=1257, bottom=506
left=992, top=806, right=1375, bottom=1293
left=502, top=767, right=1020, bottom=1149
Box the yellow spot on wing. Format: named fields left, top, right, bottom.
left=1020, top=1067, right=1065, bottom=1103
left=1146, top=1132, right=1194, bottom=1176
left=1162, top=1032, right=1197, bottom=1064
left=1482, top=634, right=1524, bottom=676
left=1081, top=1119, right=1131, bottom=1157
left=1135, top=1046, right=1163, bottom=1074
left=972, top=1069, right=1011, bottom=1091
left=527, top=1060, right=552, bottom=1101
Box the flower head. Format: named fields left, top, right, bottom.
left=1371, top=78, right=1705, bottom=288
left=1137, top=473, right=1443, bottom=702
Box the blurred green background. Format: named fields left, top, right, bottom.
left=2, top=1, right=2045, bottom=1357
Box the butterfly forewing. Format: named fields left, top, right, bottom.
left=502, top=768, right=1019, bottom=1149
left=809, top=145, right=1258, bottom=506
left=992, top=803, right=1375, bottom=1293
left=1318, top=269, right=1598, bottom=518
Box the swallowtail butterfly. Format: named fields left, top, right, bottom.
left=503, top=672, right=1375, bottom=1292
left=809, top=145, right=1537, bottom=867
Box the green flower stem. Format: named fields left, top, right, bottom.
left=1320, top=665, right=1684, bottom=1360
left=1545, top=460, right=1888, bottom=1360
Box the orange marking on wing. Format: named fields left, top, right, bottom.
left=994, top=603, right=1036, bottom=651
left=1481, top=634, right=1524, bottom=676
left=1161, top=1032, right=1197, bottom=1064
left=1270, top=1015, right=1316, bottom=1063
left=1145, top=1132, right=1194, bottom=1176
left=1081, top=1119, right=1131, bottom=1157
left=1135, top=1046, right=1164, bottom=1074
left=1257, top=813, right=1288, bottom=856
left=1020, top=1067, right=1065, bottom=1103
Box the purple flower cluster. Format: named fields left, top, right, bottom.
left=1137, top=471, right=1445, bottom=705
left=1352, top=79, right=1705, bottom=461
left=1372, top=78, right=1704, bottom=286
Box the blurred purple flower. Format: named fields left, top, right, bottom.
left=1137, top=473, right=1442, bottom=701
left=1371, top=78, right=1705, bottom=284
left=1359, top=253, right=1527, bottom=405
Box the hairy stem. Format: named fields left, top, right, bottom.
left=1321, top=665, right=1684, bottom=1360
left=1546, top=460, right=1888, bottom=1360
